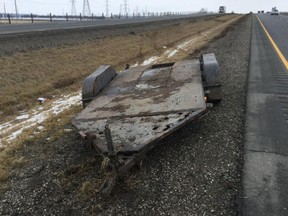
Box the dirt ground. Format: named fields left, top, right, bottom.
left=0, top=15, right=251, bottom=215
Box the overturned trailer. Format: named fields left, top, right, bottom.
left=72, top=53, right=221, bottom=193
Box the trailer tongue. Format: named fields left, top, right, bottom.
left=72, top=53, right=221, bottom=194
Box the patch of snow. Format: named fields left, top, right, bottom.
left=0, top=92, right=81, bottom=145
left=162, top=37, right=199, bottom=59
left=177, top=38, right=197, bottom=50
left=37, top=126, right=45, bottom=131
left=16, top=114, right=30, bottom=120
left=0, top=122, right=12, bottom=131
left=164, top=50, right=171, bottom=55
left=131, top=63, right=139, bottom=67
left=142, top=56, right=159, bottom=66
left=136, top=83, right=159, bottom=90
left=168, top=50, right=179, bottom=58
left=8, top=127, right=28, bottom=141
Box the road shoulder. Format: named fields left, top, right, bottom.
left=243, top=15, right=288, bottom=216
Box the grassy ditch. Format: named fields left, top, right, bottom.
left=0, top=15, right=240, bottom=120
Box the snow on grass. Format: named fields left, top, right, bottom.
left=140, top=34, right=201, bottom=64
left=142, top=56, right=159, bottom=66
left=0, top=122, right=12, bottom=131
left=166, top=38, right=199, bottom=59
left=167, top=50, right=179, bottom=58
left=15, top=114, right=30, bottom=120
left=177, top=38, right=198, bottom=50
left=0, top=92, right=81, bottom=146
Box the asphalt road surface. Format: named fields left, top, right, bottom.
left=257, top=14, right=288, bottom=63
left=243, top=14, right=288, bottom=215
left=0, top=14, right=215, bottom=35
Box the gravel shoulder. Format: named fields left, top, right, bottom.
left=0, top=15, right=251, bottom=215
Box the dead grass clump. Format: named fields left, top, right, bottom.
left=0, top=168, right=9, bottom=182
left=78, top=179, right=103, bottom=199
left=53, top=77, right=77, bottom=89
left=11, top=156, right=27, bottom=168
left=0, top=142, right=25, bottom=183
left=64, top=165, right=83, bottom=176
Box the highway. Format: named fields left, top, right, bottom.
left=257, top=14, right=288, bottom=67
left=243, top=14, right=288, bottom=215
left=0, top=14, right=214, bottom=35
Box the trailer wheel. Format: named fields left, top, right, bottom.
left=200, top=53, right=222, bottom=102
left=82, top=65, right=117, bottom=108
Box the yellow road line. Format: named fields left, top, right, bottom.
left=256, top=15, right=288, bottom=70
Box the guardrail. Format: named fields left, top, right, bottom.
left=0, top=12, right=211, bottom=24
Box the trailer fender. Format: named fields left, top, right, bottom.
left=200, top=53, right=222, bottom=102
left=82, top=65, right=117, bottom=107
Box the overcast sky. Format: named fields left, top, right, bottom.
left=0, top=0, right=287, bottom=16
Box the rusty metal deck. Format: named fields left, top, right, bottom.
left=72, top=60, right=206, bottom=154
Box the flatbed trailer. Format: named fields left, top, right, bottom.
left=72, top=53, right=221, bottom=194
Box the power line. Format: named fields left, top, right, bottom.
left=82, top=0, right=91, bottom=16
left=71, top=0, right=77, bottom=15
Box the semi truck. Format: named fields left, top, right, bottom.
left=219, top=6, right=226, bottom=14
left=271, top=7, right=279, bottom=15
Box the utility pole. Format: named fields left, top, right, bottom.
left=82, top=0, right=91, bottom=16
left=14, top=0, right=19, bottom=19
left=4, top=3, right=7, bottom=18
left=71, top=0, right=77, bottom=16
left=120, top=4, right=122, bottom=16
left=105, top=0, right=109, bottom=17
left=123, top=0, right=128, bottom=16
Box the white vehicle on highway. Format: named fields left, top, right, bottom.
left=271, top=7, right=279, bottom=15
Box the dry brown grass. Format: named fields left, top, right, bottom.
left=0, top=104, right=81, bottom=183
left=0, top=168, right=9, bottom=182
left=0, top=14, right=240, bottom=120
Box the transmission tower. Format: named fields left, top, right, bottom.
left=123, top=0, right=128, bottom=16
left=71, top=0, right=77, bottom=16
left=105, top=0, right=109, bottom=17
left=82, top=0, right=91, bottom=16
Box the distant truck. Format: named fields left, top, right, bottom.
left=219, top=6, right=226, bottom=14
left=271, top=7, right=279, bottom=15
